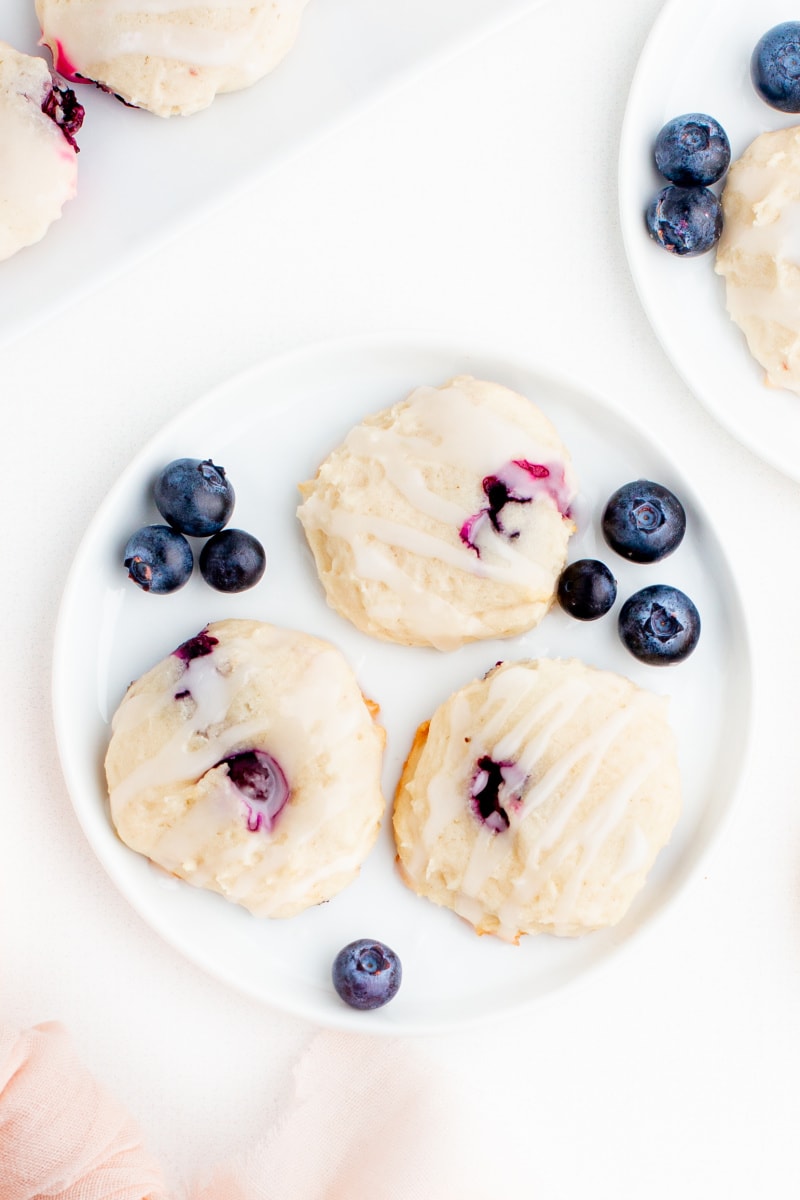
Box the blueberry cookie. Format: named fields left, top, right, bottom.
left=297, top=376, right=577, bottom=651
left=716, top=125, right=800, bottom=394
left=0, top=42, right=83, bottom=262
left=36, top=0, right=311, bottom=118
left=392, top=658, right=681, bottom=940
left=105, top=619, right=386, bottom=917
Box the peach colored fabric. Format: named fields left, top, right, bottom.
left=0, top=1024, right=507, bottom=1200
left=189, top=1032, right=504, bottom=1200
left=0, top=1022, right=168, bottom=1200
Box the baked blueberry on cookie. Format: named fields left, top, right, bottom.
left=36, top=0, right=311, bottom=118
left=297, top=376, right=577, bottom=651
left=104, top=619, right=385, bottom=917
left=0, top=42, right=83, bottom=262
left=392, top=658, right=681, bottom=940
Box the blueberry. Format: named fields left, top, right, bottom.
left=602, top=480, right=686, bottom=564
left=199, top=528, right=266, bottom=592
left=557, top=559, right=617, bottom=620
left=124, top=525, right=193, bottom=594
left=221, top=749, right=289, bottom=832
left=332, top=939, right=402, bottom=1011
left=174, top=630, right=218, bottom=663
left=646, top=185, right=722, bottom=256
left=618, top=585, right=700, bottom=665
left=153, top=458, right=235, bottom=537
left=41, top=84, right=85, bottom=150
left=751, top=22, right=800, bottom=112
left=653, top=113, right=730, bottom=186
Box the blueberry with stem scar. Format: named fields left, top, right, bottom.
left=124, top=525, right=193, bottom=594
left=332, top=940, right=402, bottom=1010
left=154, top=457, right=235, bottom=537
left=618, top=584, right=700, bottom=665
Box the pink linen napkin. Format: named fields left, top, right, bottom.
left=0, top=1022, right=506, bottom=1200
left=189, top=1032, right=504, bottom=1200
left=0, top=1022, right=168, bottom=1200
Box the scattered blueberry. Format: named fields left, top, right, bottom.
left=557, top=559, right=617, bottom=620
left=646, top=185, right=722, bottom=256
left=618, top=584, right=700, bottom=665
left=153, top=458, right=235, bottom=537
left=654, top=113, right=730, bottom=186
left=124, top=525, right=193, bottom=594
left=602, top=480, right=686, bottom=564
left=199, top=528, right=266, bottom=592
left=751, top=22, right=800, bottom=112
left=332, top=939, right=402, bottom=1011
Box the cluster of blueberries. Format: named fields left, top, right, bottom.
left=646, top=21, right=800, bottom=257
left=556, top=480, right=700, bottom=666
left=645, top=112, right=730, bottom=258
left=124, top=457, right=266, bottom=594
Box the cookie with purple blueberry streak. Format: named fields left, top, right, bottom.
left=297, top=377, right=577, bottom=651
left=104, top=619, right=385, bottom=918
left=393, top=658, right=681, bottom=941
left=0, top=42, right=83, bottom=262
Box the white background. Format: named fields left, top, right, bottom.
left=2, top=0, right=798, bottom=1195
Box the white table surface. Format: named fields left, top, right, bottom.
left=2, top=0, right=798, bottom=1195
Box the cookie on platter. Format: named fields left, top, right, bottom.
left=105, top=618, right=386, bottom=918
left=0, top=42, right=83, bottom=262
left=392, top=657, right=681, bottom=941
left=297, top=376, right=577, bottom=651
left=36, top=0, right=311, bottom=118
left=716, top=124, right=800, bottom=394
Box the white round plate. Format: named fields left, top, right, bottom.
left=53, top=335, right=751, bottom=1034
left=620, top=0, right=800, bottom=481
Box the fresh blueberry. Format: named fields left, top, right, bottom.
left=751, top=22, right=800, bottom=112
left=557, top=559, right=617, bottom=620
left=646, top=185, right=722, bottom=256
left=153, top=458, right=235, bottom=537
left=199, top=528, right=266, bottom=592
left=124, top=525, right=193, bottom=594
left=332, top=939, right=402, bottom=1011
left=602, top=480, right=686, bottom=564
left=618, top=585, right=700, bottom=665
left=653, top=113, right=730, bottom=186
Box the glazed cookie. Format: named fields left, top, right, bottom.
left=297, top=377, right=577, bottom=651
left=0, top=42, right=83, bottom=262
left=716, top=124, right=800, bottom=394
left=105, top=619, right=386, bottom=918
left=393, top=658, right=681, bottom=941
left=36, top=0, right=311, bottom=118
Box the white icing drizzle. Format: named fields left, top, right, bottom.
left=321, top=505, right=547, bottom=585
left=405, top=662, right=673, bottom=940
left=109, top=651, right=257, bottom=815
left=337, top=537, right=485, bottom=652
